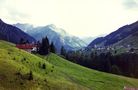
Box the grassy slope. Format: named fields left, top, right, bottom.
left=0, top=40, right=138, bottom=90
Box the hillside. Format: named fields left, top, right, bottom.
left=113, top=31, right=138, bottom=48
left=0, top=40, right=138, bottom=90
left=0, top=19, right=35, bottom=44
left=14, top=23, right=86, bottom=52
left=88, top=21, right=138, bottom=47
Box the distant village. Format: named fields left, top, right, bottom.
left=83, top=44, right=138, bottom=54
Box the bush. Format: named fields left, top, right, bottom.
left=28, top=71, right=33, bottom=80
left=42, top=63, right=46, bottom=69
left=23, top=57, right=26, bottom=61
left=51, top=70, right=53, bottom=72
left=13, top=57, right=16, bottom=60
left=38, top=62, right=41, bottom=68
left=8, top=52, right=11, bottom=54
left=20, top=82, right=24, bottom=85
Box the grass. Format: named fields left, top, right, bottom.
left=0, top=40, right=138, bottom=90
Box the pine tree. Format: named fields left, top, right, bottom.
left=61, top=46, right=66, bottom=56
left=45, top=37, right=50, bottom=52
left=26, top=40, right=29, bottom=44
left=50, top=42, right=56, bottom=53
left=19, top=38, right=25, bottom=44
left=36, top=41, right=41, bottom=53
left=39, top=36, right=50, bottom=55
left=111, top=65, right=121, bottom=75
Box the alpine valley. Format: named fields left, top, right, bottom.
left=0, top=19, right=138, bottom=90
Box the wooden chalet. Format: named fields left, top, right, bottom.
left=16, top=44, right=37, bottom=53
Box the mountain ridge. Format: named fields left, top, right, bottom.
left=0, top=19, right=35, bottom=44
left=88, top=20, right=138, bottom=48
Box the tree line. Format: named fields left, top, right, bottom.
left=61, top=50, right=138, bottom=78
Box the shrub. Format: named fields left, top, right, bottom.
left=13, top=57, right=16, bottom=60
left=23, top=57, right=26, bottom=61
left=8, top=52, right=11, bottom=54
left=38, top=62, right=41, bottom=68
left=20, top=82, right=24, bottom=85
left=42, top=63, right=46, bottom=69
left=28, top=71, right=33, bottom=80
left=51, top=70, right=53, bottom=72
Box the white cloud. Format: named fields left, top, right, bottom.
left=0, top=0, right=138, bottom=37
left=122, top=0, right=138, bottom=9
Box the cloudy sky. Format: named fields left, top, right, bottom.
left=0, top=0, right=138, bottom=37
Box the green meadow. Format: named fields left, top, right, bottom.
left=0, top=40, right=138, bottom=90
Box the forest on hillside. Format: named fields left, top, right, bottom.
left=63, top=51, right=138, bottom=78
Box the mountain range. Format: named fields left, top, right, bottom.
left=1, top=18, right=138, bottom=52
left=88, top=20, right=138, bottom=48
left=0, top=19, right=35, bottom=44
left=14, top=23, right=87, bottom=52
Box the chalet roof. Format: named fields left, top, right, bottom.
left=16, top=44, right=37, bottom=49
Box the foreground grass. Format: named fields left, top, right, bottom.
left=0, top=40, right=138, bottom=90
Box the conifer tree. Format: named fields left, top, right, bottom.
left=61, top=46, right=66, bottom=56
left=39, top=36, right=50, bottom=55
left=50, top=42, right=56, bottom=53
